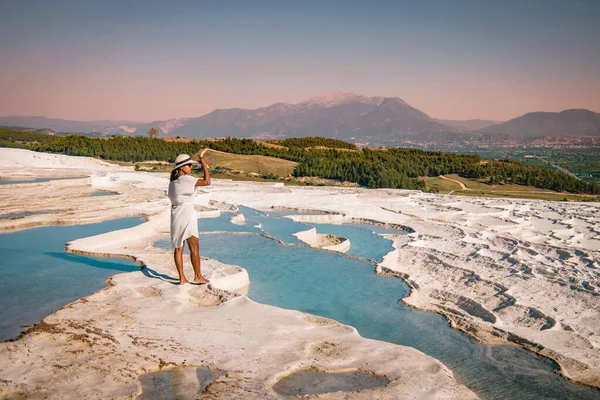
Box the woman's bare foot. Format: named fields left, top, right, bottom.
left=191, top=275, right=210, bottom=284
left=179, top=278, right=189, bottom=285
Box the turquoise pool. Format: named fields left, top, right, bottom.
left=0, top=217, right=143, bottom=342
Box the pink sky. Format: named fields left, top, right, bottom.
left=1, top=1, right=599, bottom=122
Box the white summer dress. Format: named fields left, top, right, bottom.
left=168, top=174, right=199, bottom=248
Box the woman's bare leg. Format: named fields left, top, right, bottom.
left=187, top=236, right=210, bottom=284
left=174, top=246, right=188, bottom=285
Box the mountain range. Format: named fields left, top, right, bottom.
left=2, top=93, right=599, bottom=146
left=479, top=109, right=600, bottom=137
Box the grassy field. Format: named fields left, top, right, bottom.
left=201, top=149, right=297, bottom=177
left=421, top=176, right=462, bottom=194
left=452, top=190, right=599, bottom=202
left=442, top=174, right=553, bottom=192
left=109, top=149, right=297, bottom=178
left=431, top=174, right=600, bottom=202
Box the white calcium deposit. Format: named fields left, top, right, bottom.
left=0, top=148, right=599, bottom=398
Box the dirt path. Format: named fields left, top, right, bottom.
left=439, top=175, right=470, bottom=194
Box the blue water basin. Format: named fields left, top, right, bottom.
left=0, top=217, right=143, bottom=342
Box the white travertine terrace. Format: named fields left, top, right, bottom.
left=0, top=148, right=476, bottom=399
left=292, top=227, right=350, bottom=252
left=0, top=147, right=599, bottom=397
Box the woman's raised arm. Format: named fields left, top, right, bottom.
left=195, top=157, right=211, bottom=187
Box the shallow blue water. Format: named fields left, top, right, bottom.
left=312, top=223, right=396, bottom=262
left=200, top=211, right=260, bottom=233
left=0, top=177, right=76, bottom=185
left=90, top=191, right=116, bottom=197
left=0, top=211, right=46, bottom=220
left=261, top=209, right=326, bottom=217
left=154, top=208, right=600, bottom=400
left=0, top=217, right=143, bottom=342
left=244, top=213, right=311, bottom=244
left=345, top=222, right=411, bottom=235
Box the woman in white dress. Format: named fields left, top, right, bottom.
left=168, top=153, right=211, bottom=285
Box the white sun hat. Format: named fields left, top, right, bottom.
left=174, top=153, right=197, bottom=169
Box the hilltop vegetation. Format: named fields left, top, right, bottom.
left=462, top=149, right=600, bottom=185
left=203, top=150, right=297, bottom=179
left=267, top=137, right=357, bottom=150
left=1, top=129, right=598, bottom=195
left=0, top=128, right=57, bottom=148
left=29, top=133, right=208, bottom=162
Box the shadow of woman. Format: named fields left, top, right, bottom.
left=141, top=266, right=180, bottom=285
left=45, top=252, right=139, bottom=273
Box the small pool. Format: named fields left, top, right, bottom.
left=0, top=211, right=46, bottom=220
left=0, top=177, right=78, bottom=185
left=90, top=191, right=117, bottom=197
left=311, top=222, right=398, bottom=262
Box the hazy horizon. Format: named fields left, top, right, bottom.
left=1, top=0, right=599, bottom=122
left=2, top=93, right=599, bottom=125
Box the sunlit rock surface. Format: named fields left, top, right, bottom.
left=206, top=171, right=600, bottom=388
left=1, top=147, right=599, bottom=395
left=0, top=148, right=476, bottom=399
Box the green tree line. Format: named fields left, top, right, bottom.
left=0, top=128, right=57, bottom=148
left=1, top=130, right=598, bottom=194
left=268, top=137, right=357, bottom=150
left=32, top=134, right=209, bottom=162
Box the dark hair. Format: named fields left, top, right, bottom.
left=170, top=167, right=181, bottom=182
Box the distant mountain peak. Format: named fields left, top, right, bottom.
left=302, top=92, right=413, bottom=109
left=304, top=92, right=364, bottom=107
left=380, top=97, right=410, bottom=107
